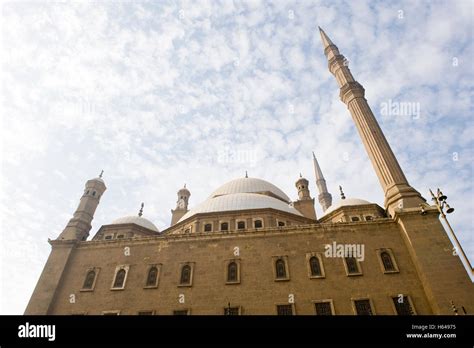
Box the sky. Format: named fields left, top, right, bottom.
left=0, top=0, right=472, bottom=314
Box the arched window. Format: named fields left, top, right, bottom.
left=204, top=223, right=212, bottom=232
left=146, top=266, right=158, bottom=287
left=309, top=256, right=322, bottom=277
left=254, top=220, right=263, bottom=228
left=113, top=269, right=126, bottom=288
left=278, top=221, right=285, bottom=227
left=381, top=251, right=395, bottom=272
left=221, top=222, right=229, bottom=231
left=227, top=262, right=238, bottom=282
left=345, top=257, right=359, bottom=274
left=82, top=270, right=96, bottom=289
left=180, top=265, right=191, bottom=285
left=351, top=216, right=360, bottom=222
left=237, top=221, right=245, bottom=229
left=92, top=191, right=96, bottom=196
left=275, top=259, right=286, bottom=279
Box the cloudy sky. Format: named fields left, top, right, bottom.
left=0, top=0, right=472, bottom=314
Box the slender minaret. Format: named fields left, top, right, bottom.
left=313, top=152, right=332, bottom=212
left=318, top=27, right=424, bottom=216
left=58, top=171, right=107, bottom=241
left=25, top=172, right=107, bottom=314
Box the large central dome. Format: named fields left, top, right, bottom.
left=178, top=177, right=299, bottom=223
left=209, top=177, right=290, bottom=202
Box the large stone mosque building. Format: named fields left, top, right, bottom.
left=25, top=29, right=473, bottom=315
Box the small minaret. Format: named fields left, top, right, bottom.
left=170, top=184, right=190, bottom=226
left=58, top=171, right=107, bottom=241
left=313, top=152, right=332, bottom=212
left=293, top=174, right=316, bottom=220
left=318, top=27, right=424, bottom=216
left=295, top=173, right=311, bottom=200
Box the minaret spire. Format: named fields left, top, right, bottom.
left=318, top=27, right=335, bottom=49
left=313, top=152, right=332, bottom=212
left=318, top=27, right=424, bottom=216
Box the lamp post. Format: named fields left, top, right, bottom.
left=429, top=188, right=473, bottom=279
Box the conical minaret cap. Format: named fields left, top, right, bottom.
left=312, top=151, right=325, bottom=181
left=318, top=27, right=336, bottom=49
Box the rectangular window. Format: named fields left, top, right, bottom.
left=225, top=259, right=241, bottom=284
left=178, top=262, right=194, bottom=287
left=111, top=265, right=129, bottom=290
left=204, top=223, right=212, bottom=232
left=344, top=257, right=361, bottom=275
left=237, top=221, right=245, bottom=230
left=273, top=256, right=290, bottom=281
left=173, top=309, right=189, bottom=315
left=224, top=307, right=241, bottom=315
left=314, top=301, right=333, bottom=315
left=354, top=299, right=373, bottom=315
left=220, top=222, right=229, bottom=231
left=378, top=249, right=399, bottom=274
left=276, top=304, right=294, bottom=315
left=392, top=296, right=415, bottom=315
left=277, top=221, right=285, bottom=227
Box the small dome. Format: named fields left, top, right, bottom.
left=209, top=177, right=290, bottom=202
left=323, top=198, right=372, bottom=216
left=92, top=177, right=105, bottom=184
left=111, top=216, right=159, bottom=232
left=178, top=192, right=302, bottom=222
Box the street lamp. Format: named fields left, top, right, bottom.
left=428, top=188, right=473, bottom=280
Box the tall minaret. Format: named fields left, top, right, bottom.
left=58, top=172, right=107, bottom=241
left=318, top=27, right=424, bottom=216
left=313, top=152, right=332, bottom=212
left=170, top=184, right=190, bottom=226
left=25, top=172, right=107, bottom=314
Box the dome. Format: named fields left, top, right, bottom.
left=178, top=192, right=302, bottom=222
left=209, top=177, right=290, bottom=202
left=323, top=198, right=372, bottom=216
left=92, top=177, right=105, bottom=184
left=110, top=216, right=159, bottom=232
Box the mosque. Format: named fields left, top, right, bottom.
left=25, top=28, right=473, bottom=315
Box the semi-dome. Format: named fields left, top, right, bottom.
left=209, top=177, right=290, bottom=202
left=179, top=192, right=302, bottom=222
left=323, top=198, right=372, bottom=216
left=111, top=216, right=159, bottom=232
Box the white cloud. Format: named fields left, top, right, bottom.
left=0, top=0, right=472, bottom=314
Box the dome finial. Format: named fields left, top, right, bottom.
left=299, top=173, right=302, bottom=178
left=138, top=202, right=144, bottom=217
left=184, top=183, right=186, bottom=188
left=339, top=185, right=346, bottom=200
left=245, top=171, right=248, bottom=178
left=99, top=170, right=104, bottom=178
